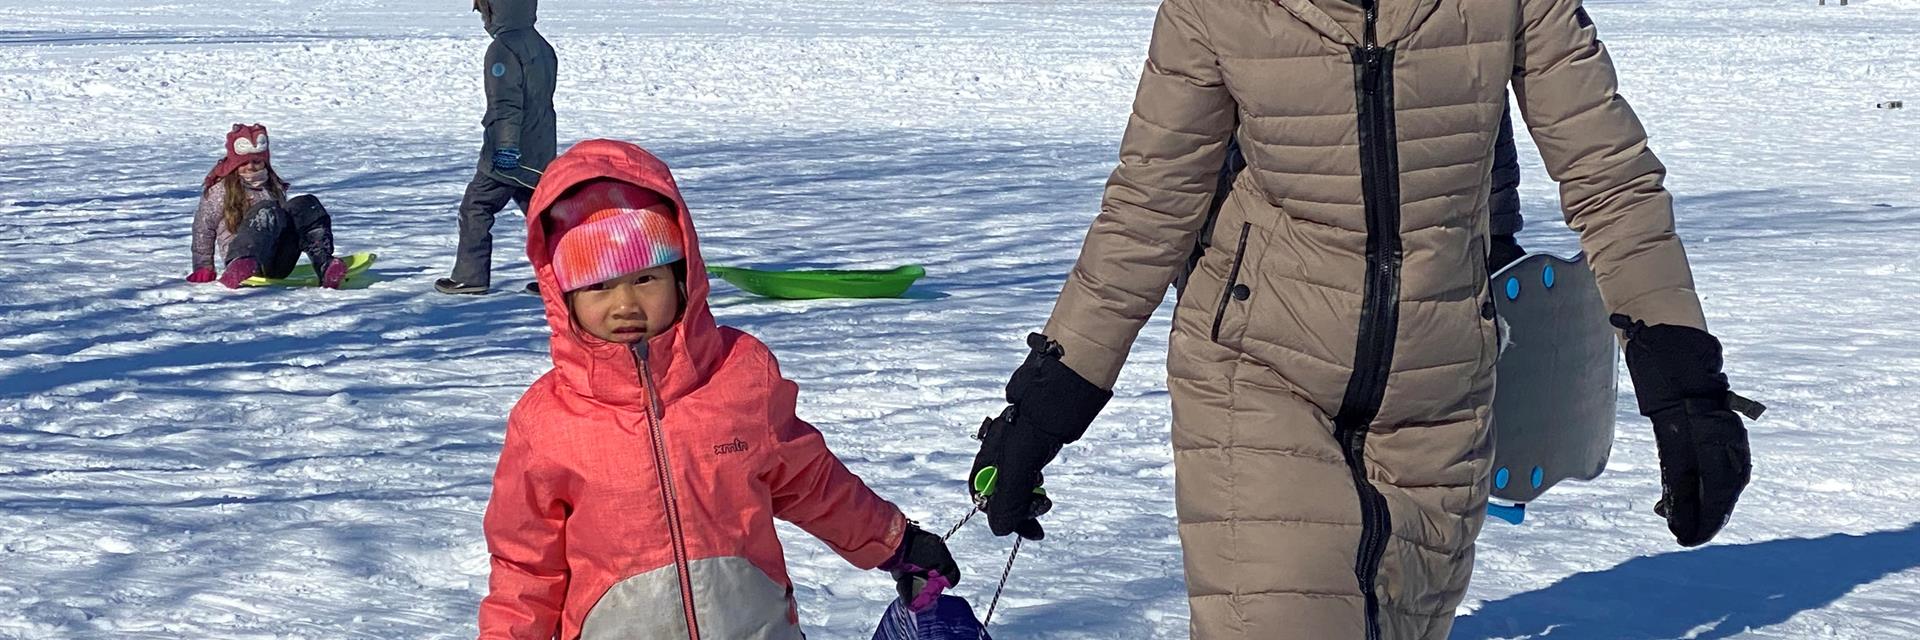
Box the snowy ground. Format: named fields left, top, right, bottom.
left=1, top=0, right=1917, bottom=638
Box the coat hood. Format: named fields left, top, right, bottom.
left=525, top=139, right=721, bottom=408
left=485, top=0, right=537, bottom=36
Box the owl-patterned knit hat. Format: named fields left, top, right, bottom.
left=203, top=123, right=273, bottom=190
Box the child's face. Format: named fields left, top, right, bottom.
left=236, top=161, right=268, bottom=188
left=567, top=264, right=682, bottom=344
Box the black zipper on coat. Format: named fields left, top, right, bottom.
left=1335, top=2, right=1399, bottom=639
left=633, top=343, right=702, bottom=640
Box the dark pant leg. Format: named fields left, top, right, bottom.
left=511, top=188, right=532, bottom=215
left=451, top=172, right=531, bottom=287
left=227, top=200, right=298, bottom=278
left=287, top=194, right=337, bottom=277
left=261, top=228, right=303, bottom=279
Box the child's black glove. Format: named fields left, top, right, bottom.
left=1488, top=233, right=1526, bottom=275
left=969, top=333, right=1111, bottom=540
left=880, top=525, right=962, bottom=610
left=1613, top=315, right=1765, bottom=547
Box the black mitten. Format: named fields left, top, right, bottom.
left=1613, top=315, right=1764, bottom=547
left=968, top=333, right=1111, bottom=540
left=1488, top=233, right=1526, bottom=275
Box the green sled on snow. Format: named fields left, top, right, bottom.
left=705, top=264, right=925, bottom=300
left=241, top=252, right=378, bottom=288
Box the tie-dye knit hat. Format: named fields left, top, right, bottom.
left=546, top=180, right=686, bottom=292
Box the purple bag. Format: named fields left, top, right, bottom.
left=872, top=595, right=993, bottom=640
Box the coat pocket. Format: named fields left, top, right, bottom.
left=1210, top=222, right=1254, bottom=344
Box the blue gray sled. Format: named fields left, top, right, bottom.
left=873, top=595, right=993, bottom=640
left=1487, top=252, right=1619, bottom=524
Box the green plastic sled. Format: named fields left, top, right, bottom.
left=242, top=252, right=378, bottom=287
left=705, top=264, right=925, bottom=300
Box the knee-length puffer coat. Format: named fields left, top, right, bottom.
left=1040, top=1, right=1707, bottom=638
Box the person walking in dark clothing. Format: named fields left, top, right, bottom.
left=438, top=0, right=557, bottom=295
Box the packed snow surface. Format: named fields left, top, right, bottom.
left=1, top=0, right=1916, bottom=637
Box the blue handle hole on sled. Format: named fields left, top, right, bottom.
left=1494, top=467, right=1511, bottom=490
left=1531, top=466, right=1545, bottom=489
left=1543, top=265, right=1557, bottom=289
left=1505, top=277, right=1521, bottom=300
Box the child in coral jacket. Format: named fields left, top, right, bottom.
left=478, top=139, right=959, bottom=640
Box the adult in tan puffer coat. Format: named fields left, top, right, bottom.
left=967, top=1, right=1759, bottom=638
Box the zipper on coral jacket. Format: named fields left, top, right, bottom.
left=1334, top=2, right=1399, bottom=639
left=634, top=342, right=703, bottom=640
